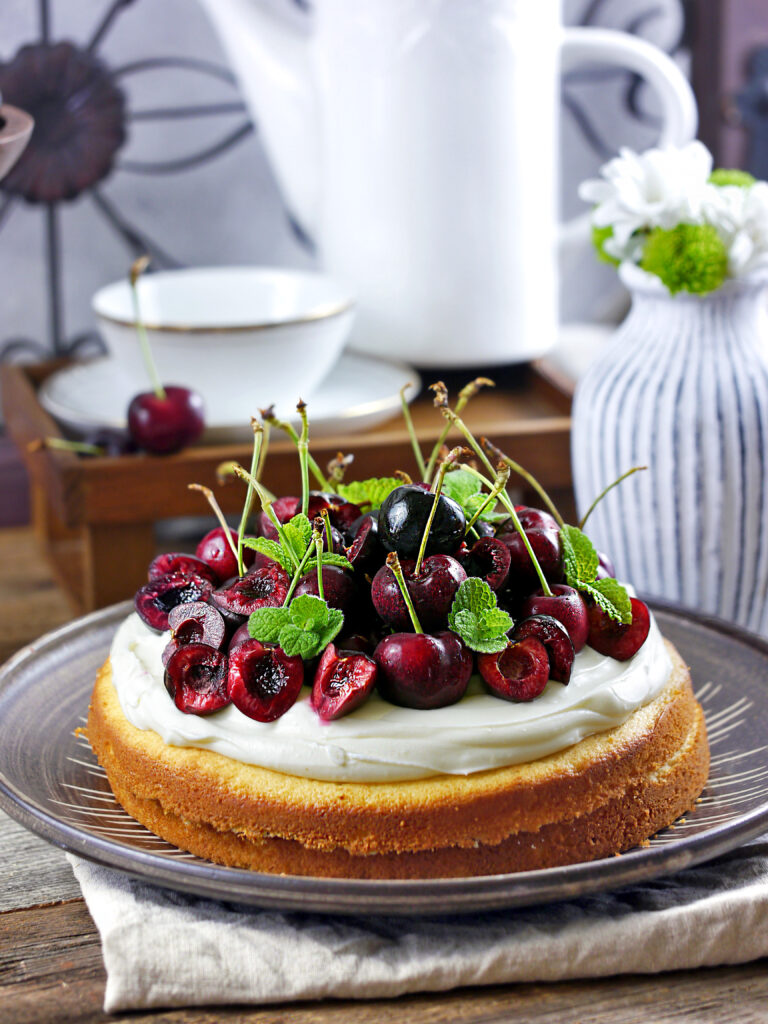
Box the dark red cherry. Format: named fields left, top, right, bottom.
left=477, top=637, right=550, bottom=702
left=293, top=566, right=357, bottom=617
left=596, top=552, right=617, bottom=580
left=164, top=643, right=230, bottom=714
left=373, top=630, right=473, bottom=709
left=521, top=584, right=589, bottom=652
left=311, top=492, right=364, bottom=535
left=256, top=496, right=300, bottom=540
left=346, top=514, right=385, bottom=572
left=460, top=536, right=511, bottom=592
left=227, top=639, right=304, bottom=721
left=512, top=614, right=574, bottom=683
left=148, top=552, right=218, bottom=585
left=378, top=484, right=465, bottom=559
left=371, top=555, right=467, bottom=631
left=228, top=622, right=251, bottom=651
left=127, top=385, right=205, bottom=454
left=311, top=642, right=378, bottom=720
left=497, top=506, right=563, bottom=591
left=134, top=571, right=213, bottom=632
left=195, top=527, right=254, bottom=584
left=212, top=564, right=290, bottom=619
left=587, top=597, right=651, bottom=661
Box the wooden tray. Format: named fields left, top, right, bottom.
left=1, top=361, right=572, bottom=613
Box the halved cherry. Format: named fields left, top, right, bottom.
left=311, top=643, right=378, bottom=720
left=460, top=537, right=511, bottom=592
left=587, top=597, right=650, bottom=661
left=512, top=614, right=574, bottom=684
left=478, top=637, right=550, bottom=702
left=227, top=639, right=304, bottom=722
left=168, top=601, right=226, bottom=649
left=164, top=643, right=230, bottom=714
left=212, top=564, right=290, bottom=619
left=148, top=552, right=218, bottom=585
left=134, top=571, right=213, bottom=632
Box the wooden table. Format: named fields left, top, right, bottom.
left=2, top=526, right=767, bottom=1023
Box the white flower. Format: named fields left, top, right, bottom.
left=579, top=141, right=714, bottom=260
left=703, top=182, right=768, bottom=277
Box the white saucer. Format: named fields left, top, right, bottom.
left=39, top=353, right=422, bottom=444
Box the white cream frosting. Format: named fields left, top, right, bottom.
left=108, top=609, right=672, bottom=783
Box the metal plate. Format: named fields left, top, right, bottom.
left=1, top=602, right=767, bottom=916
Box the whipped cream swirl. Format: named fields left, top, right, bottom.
left=109, top=611, right=672, bottom=783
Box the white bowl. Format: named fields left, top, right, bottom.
left=92, top=267, right=356, bottom=408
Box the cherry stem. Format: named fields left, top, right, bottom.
left=579, top=465, right=647, bottom=530
left=424, top=377, right=494, bottom=483
left=260, top=407, right=332, bottom=491
left=129, top=256, right=165, bottom=401
left=320, top=508, right=334, bottom=551
left=399, top=382, right=427, bottom=480
left=256, top=420, right=270, bottom=482
left=297, top=401, right=310, bottom=517
left=481, top=438, right=564, bottom=528
left=282, top=538, right=315, bottom=606
left=235, top=419, right=263, bottom=577
left=414, top=446, right=463, bottom=576
left=188, top=484, right=239, bottom=567
left=232, top=464, right=298, bottom=570
left=464, top=463, right=510, bottom=533
left=327, top=451, right=354, bottom=486
left=386, top=552, right=423, bottom=633
left=314, top=531, right=325, bottom=601
left=459, top=463, right=553, bottom=597
left=28, top=437, right=104, bottom=456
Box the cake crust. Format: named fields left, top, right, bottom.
left=87, top=640, right=709, bottom=878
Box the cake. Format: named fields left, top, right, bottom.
left=86, top=389, right=710, bottom=878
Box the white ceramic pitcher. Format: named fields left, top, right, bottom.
left=199, top=0, right=697, bottom=366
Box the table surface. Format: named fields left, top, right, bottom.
left=2, top=525, right=767, bottom=1023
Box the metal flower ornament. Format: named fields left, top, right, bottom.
left=0, top=0, right=253, bottom=362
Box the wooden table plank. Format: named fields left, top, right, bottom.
left=0, top=812, right=81, bottom=912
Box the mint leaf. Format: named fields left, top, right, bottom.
left=441, top=468, right=481, bottom=507
left=248, top=606, right=290, bottom=643
left=337, top=477, right=401, bottom=510
left=560, top=524, right=599, bottom=588
left=282, top=513, right=312, bottom=566
left=313, top=606, right=344, bottom=649
left=320, top=552, right=354, bottom=570
left=464, top=492, right=507, bottom=524
left=277, top=624, right=320, bottom=659
left=288, top=593, right=328, bottom=632
left=583, top=577, right=632, bottom=625
left=448, top=577, right=513, bottom=653
left=242, top=536, right=293, bottom=573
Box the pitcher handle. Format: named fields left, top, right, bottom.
left=560, top=27, right=698, bottom=249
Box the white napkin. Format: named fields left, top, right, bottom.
left=69, top=840, right=768, bottom=1013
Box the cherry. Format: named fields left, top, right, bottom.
left=212, top=564, right=290, bottom=619
left=477, top=637, right=550, bottom=702
left=227, top=639, right=304, bottom=721
left=512, top=614, right=574, bottom=683
left=521, top=584, right=589, bottom=652
left=373, top=630, right=473, bottom=709
left=311, top=493, right=364, bottom=535
left=195, top=527, right=254, bottom=584
left=148, top=552, right=218, bottom=585
left=371, top=554, right=467, bottom=631
left=378, top=484, right=465, bottom=559
left=311, top=642, right=378, bottom=720
left=164, top=643, right=230, bottom=714
left=497, top=506, right=563, bottom=592
left=587, top=597, right=651, bottom=661
left=346, top=514, right=385, bottom=573
left=460, top=537, right=511, bottom=592
left=256, top=496, right=300, bottom=540
left=228, top=622, right=251, bottom=651
left=293, top=565, right=357, bottom=617
left=596, top=551, right=617, bottom=581
left=167, top=600, right=226, bottom=649
left=127, top=385, right=205, bottom=455
left=134, top=571, right=213, bottom=632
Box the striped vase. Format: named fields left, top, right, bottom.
left=572, top=262, right=768, bottom=635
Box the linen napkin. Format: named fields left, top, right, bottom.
left=69, top=839, right=768, bottom=1013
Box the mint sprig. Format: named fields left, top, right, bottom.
left=560, top=524, right=632, bottom=625
left=441, top=468, right=506, bottom=524
left=448, top=577, right=513, bottom=653
left=248, top=594, right=344, bottom=659
left=243, top=514, right=353, bottom=574
left=337, top=477, right=401, bottom=510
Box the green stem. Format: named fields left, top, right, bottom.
left=320, top=508, right=334, bottom=552
left=458, top=463, right=553, bottom=597
left=413, top=447, right=462, bottom=576
left=236, top=421, right=263, bottom=577
left=482, top=438, right=564, bottom=528
left=386, top=552, right=423, bottom=633
left=260, top=408, right=332, bottom=491
left=297, top=401, right=310, bottom=517
left=464, top=464, right=510, bottom=534
left=314, top=534, right=325, bottom=601
left=188, top=484, right=239, bottom=567
left=424, top=377, right=494, bottom=483
left=579, top=465, right=647, bottom=530
left=232, top=464, right=298, bottom=569
left=129, top=256, right=165, bottom=401
left=399, top=382, right=427, bottom=480
left=282, top=542, right=315, bottom=606
left=256, top=420, right=270, bottom=482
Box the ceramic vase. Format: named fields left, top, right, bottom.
left=572, top=262, right=768, bottom=635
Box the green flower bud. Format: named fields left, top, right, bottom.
left=708, top=168, right=756, bottom=188
left=640, top=223, right=728, bottom=295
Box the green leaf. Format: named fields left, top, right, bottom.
left=282, top=513, right=313, bottom=565
left=242, top=536, right=293, bottom=573
left=314, top=606, right=344, bottom=650
left=248, top=606, right=290, bottom=643
left=277, top=624, right=320, bottom=660
left=448, top=577, right=512, bottom=653
left=441, top=468, right=481, bottom=506
left=464, top=492, right=507, bottom=524
left=288, top=593, right=328, bottom=632
left=262, top=594, right=346, bottom=660
left=560, top=524, right=599, bottom=588
left=320, top=553, right=354, bottom=570
left=337, top=477, right=401, bottom=510
left=583, top=577, right=633, bottom=625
